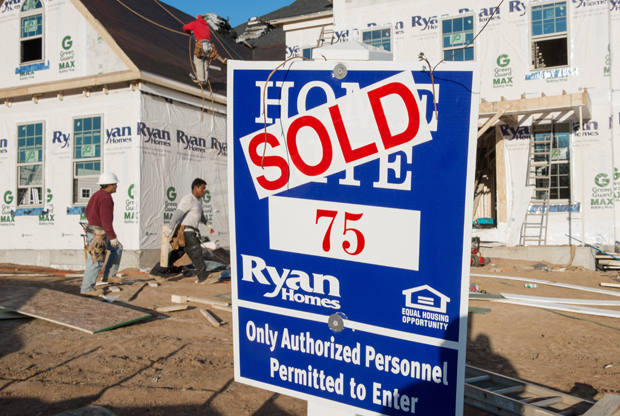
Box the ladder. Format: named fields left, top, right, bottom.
left=521, top=130, right=553, bottom=245
left=317, top=25, right=334, bottom=47
left=465, top=365, right=594, bottom=416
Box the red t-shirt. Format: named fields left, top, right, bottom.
left=183, top=16, right=211, bottom=42
left=85, top=189, right=116, bottom=239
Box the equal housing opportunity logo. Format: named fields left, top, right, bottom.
left=402, top=285, right=450, bottom=330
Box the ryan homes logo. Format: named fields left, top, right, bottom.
left=499, top=124, right=531, bottom=140
left=402, top=285, right=450, bottom=331
left=138, top=122, right=170, bottom=147
left=573, top=121, right=599, bottom=137
left=1, top=0, right=21, bottom=13
left=411, top=15, right=438, bottom=31
left=0, top=138, right=7, bottom=154
left=459, top=6, right=501, bottom=23
left=241, top=254, right=341, bottom=310
left=52, top=131, right=71, bottom=149
left=107, top=125, right=132, bottom=144
left=573, top=0, right=607, bottom=8
left=612, top=0, right=620, bottom=11
left=176, top=130, right=207, bottom=153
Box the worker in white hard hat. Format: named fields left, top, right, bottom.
left=80, top=172, right=123, bottom=296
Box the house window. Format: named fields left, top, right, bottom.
left=441, top=15, right=475, bottom=61
left=302, top=47, right=315, bottom=60
left=531, top=123, right=570, bottom=201
left=17, top=122, right=44, bottom=207
left=73, top=116, right=102, bottom=204
left=530, top=2, right=568, bottom=69
left=362, top=27, right=391, bottom=52
left=20, top=0, right=44, bottom=64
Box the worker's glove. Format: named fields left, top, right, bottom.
left=110, top=239, right=120, bottom=248
left=207, top=224, right=214, bottom=234
left=163, top=227, right=173, bottom=238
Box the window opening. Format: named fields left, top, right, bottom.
left=17, top=122, right=44, bottom=207
left=441, top=16, right=475, bottom=61
left=19, top=0, right=44, bottom=64
left=73, top=116, right=102, bottom=205
left=531, top=2, right=568, bottom=69
left=361, top=27, right=391, bottom=52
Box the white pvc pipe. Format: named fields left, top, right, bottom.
left=579, top=105, right=585, bottom=246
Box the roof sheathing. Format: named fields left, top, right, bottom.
left=79, top=0, right=251, bottom=94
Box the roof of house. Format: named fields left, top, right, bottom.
left=80, top=0, right=251, bottom=94
left=234, top=0, right=332, bottom=51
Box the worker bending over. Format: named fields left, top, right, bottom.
left=81, top=172, right=123, bottom=296
left=150, top=178, right=217, bottom=284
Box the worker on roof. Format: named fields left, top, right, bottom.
left=184, top=14, right=213, bottom=87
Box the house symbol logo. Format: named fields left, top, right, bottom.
left=402, top=285, right=450, bottom=314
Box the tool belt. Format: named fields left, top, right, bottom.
left=88, top=228, right=107, bottom=262
left=170, top=225, right=186, bottom=251
left=194, top=39, right=217, bottom=61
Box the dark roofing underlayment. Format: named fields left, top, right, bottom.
left=80, top=0, right=251, bottom=94
left=234, top=0, right=333, bottom=60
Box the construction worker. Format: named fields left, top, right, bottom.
left=150, top=178, right=218, bottom=284
left=184, top=14, right=213, bottom=86
left=80, top=172, right=123, bottom=296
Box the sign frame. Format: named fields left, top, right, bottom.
left=228, top=59, right=480, bottom=416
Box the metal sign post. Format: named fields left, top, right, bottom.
left=228, top=60, right=479, bottom=416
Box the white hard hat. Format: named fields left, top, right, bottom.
left=97, top=172, right=119, bottom=185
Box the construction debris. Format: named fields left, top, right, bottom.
left=600, top=282, right=620, bottom=289
left=156, top=305, right=189, bottom=313
left=212, top=304, right=233, bottom=313
left=200, top=308, right=221, bottom=327
left=171, top=294, right=228, bottom=308
left=0, top=287, right=150, bottom=334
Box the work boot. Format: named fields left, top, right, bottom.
left=80, top=288, right=103, bottom=297
left=103, top=275, right=123, bottom=285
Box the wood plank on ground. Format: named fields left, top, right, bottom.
left=0, top=286, right=150, bottom=334
left=583, top=393, right=620, bottom=416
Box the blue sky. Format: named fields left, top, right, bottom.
left=165, top=0, right=294, bottom=28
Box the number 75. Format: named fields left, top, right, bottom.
left=315, top=210, right=366, bottom=255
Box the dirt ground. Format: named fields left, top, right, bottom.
left=0, top=257, right=619, bottom=416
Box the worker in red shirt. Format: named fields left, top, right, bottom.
left=184, top=15, right=213, bottom=86
left=80, top=172, right=123, bottom=296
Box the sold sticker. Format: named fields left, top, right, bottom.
left=240, top=71, right=433, bottom=199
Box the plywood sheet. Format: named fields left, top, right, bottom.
left=0, top=286, right=150, bottom=334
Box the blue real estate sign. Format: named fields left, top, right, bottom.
left=228, top=60, right=479, bottom=415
